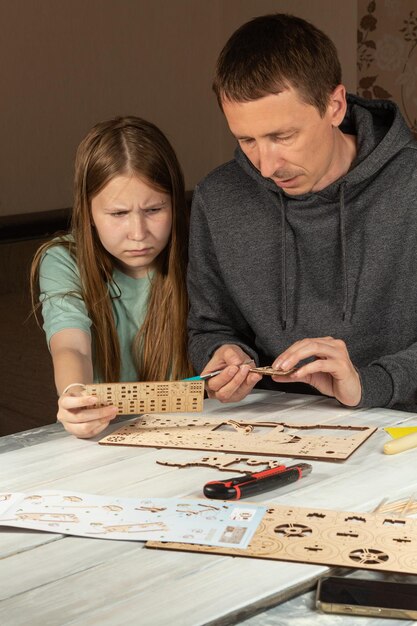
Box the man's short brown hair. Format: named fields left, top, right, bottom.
left=213, top=13, right=342, bottom=116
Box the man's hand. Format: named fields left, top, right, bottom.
left=57, top=386, right=118, bottom=438
left=203, top=344, right=261, bottom=403
left=272, top=336, right=362, bottom=406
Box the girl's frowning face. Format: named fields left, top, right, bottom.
left=91, top=175, right=172, bottom=278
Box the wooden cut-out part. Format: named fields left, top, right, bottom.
left=146, top=501, right=417, bottom=575
left=85, top=381, right=204, bottom=414
left=249, top=366, right=296, bottom=376
left=156, top=455, right=285, bottom=473
left=99, top=415, right=377, bottom=461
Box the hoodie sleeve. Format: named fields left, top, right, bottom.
left=357, top=347, right=417, bottom=411
left=187, top=186, right=259, bottom=372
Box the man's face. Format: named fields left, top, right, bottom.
left=222, top=86, right=347, bottom=195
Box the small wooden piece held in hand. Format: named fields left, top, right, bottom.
left=249, top=366, right=296, bottom=376
left=84, top=380, right=204, bottom=415
left=384, top=431, right=417, bottom=455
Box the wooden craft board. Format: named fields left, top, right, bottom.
left=99, top=414, right=377, bottom=461
left=85, top=381, right=204, bottom=414
left=147, top=502, right=417, bottom=575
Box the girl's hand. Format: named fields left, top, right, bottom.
left=57, top=386, right=118, bottom=438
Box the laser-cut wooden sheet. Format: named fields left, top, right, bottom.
left=99, top=415, right=377, bottom=461
left=146, top=501, right=417, bottom=575
left=85, top=381, right=204, bottom=414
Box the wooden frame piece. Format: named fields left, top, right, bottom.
left=147, top=501, right=417, bottom=575
left=99, top=415, right=376, bottom=461
left=86, top=381, right=204, bottom=415
left=156, top=455, right=285, bottom=473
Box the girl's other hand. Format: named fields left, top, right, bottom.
left=57, top=386, right=118, bottom=439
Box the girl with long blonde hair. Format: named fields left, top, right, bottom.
left=31, top=116, right=192, bottom=438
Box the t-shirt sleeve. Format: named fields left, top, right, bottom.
left=38, top=245, right=92, bottom=347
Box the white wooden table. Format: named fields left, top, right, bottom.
left=1, top=391, right=417, bottom=626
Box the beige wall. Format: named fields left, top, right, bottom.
left=0, top=0, right=357, bottom=217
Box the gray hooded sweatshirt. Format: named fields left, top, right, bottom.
left=187, top=94, right=417, bottom=412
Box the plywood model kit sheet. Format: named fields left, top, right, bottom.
left=146, top=501, right=417, bottom=575
left=99, top=414, right=377, bottom=461
left=85, top=381, right=204, bottom=414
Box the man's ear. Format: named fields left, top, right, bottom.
left=329, top=84, right=347, bottom=127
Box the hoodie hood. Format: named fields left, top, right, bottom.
left=235, top=93, right=415, bottom=196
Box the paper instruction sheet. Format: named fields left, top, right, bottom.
left=0, top=490, right=266, bottom=548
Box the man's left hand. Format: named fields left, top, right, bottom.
left=272, top=336, right=362, bottom=406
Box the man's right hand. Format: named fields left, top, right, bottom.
left=203, top=344, right=261, bottom=403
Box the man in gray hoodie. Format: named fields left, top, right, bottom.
left=187, top=13, right=417, bottom=412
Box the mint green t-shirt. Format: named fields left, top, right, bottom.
left=39, top=243, right=151, bottom=382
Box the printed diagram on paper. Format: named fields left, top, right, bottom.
left=85, top=381, right=204, bottom=415
left=99, top=415, right=376, bottom=461
left=0, top=491, right=265, bottom=548
left=147, top=501, right=417, bottom=575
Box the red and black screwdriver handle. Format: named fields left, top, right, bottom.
left=203, top=463, right=312, bottom=500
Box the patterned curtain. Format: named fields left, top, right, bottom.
left=357, top=0, right=417, bottom=138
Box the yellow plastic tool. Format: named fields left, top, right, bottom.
left=384, top=426, right=417, bottom=439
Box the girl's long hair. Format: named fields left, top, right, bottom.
left=31, top=116, right=192, bottom=381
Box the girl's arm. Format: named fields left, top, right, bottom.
left=50, top=328, right=118, bottom=439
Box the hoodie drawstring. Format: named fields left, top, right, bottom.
left=339, top=182, right=348, bottom=322
left=278, top=193, right=287, bottom=330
